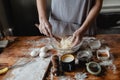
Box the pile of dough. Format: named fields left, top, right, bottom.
left=59, top=37, right=73, bottom=49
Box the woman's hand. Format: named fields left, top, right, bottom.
left=72, top=30, right=83, bottom=47
left=71, top=0, right=103, bottom=47
left=35, top=19, right=53, bottom=37
left=36, top=0, right=52, bottom=36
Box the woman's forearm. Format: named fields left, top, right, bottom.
left=78, top=0, right=103, bottom=34
left=36, top=0, right=47, bottom=22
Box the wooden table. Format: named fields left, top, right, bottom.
left=0, top=34, right=120, bottom=80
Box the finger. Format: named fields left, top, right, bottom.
left=42, top=23, right=51, bottom=36
left=72, top=37, right=79, bottom=47
left=45, top=23, right=53, bottom=37
left=71, top=35, right=76, bottom=43
left=40, top=22, right=47, bottom=35
left=47, top=28, right=53, bottom=37
left=35, top=24, right=39, bottom=28
left=35, top=23, right=44, bottom=34
left=35, top=24, right=42, bottom=33
left=67, top=36, right=73, bottom=42
left=44, top=27, right=50, bottom=36
left=38, top=25, right=44, bottom=34
left=35, top=23, right=51, bottom=36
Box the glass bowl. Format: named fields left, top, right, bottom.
left=50, top=37, right=83, bottom=54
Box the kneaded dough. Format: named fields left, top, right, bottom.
left=59, top=37, right=73, bottom=49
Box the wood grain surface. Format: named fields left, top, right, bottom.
left=0, top=36, right=52, bottom=80
left=0, top=34, right=120, bottom=80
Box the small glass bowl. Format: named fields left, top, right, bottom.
left=88, top=39, right=101, bottom=49
left=97, top=49, right=110, bottom=61
left=77, top=50, right=93, bottom=62
left=50, top=37, right=83, bottom=54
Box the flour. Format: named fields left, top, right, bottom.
left=24, top=38, right=53, bottom=57
left=4, top=57, right=51, bottom=80
left=58, top=72, right=87, bottom=80
left=75, top=72, right=87, bottom=80
left=99, top=60, right=113, bottom=66
left=26, top=38, right=51, bottom=47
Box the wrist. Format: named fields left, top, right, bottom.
left=39, top=16, right=48, bottom=23
left=76, top=28, right=85, bottom=37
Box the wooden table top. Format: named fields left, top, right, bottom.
left=0, top=34, right=120, bottom=80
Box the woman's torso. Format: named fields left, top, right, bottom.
left=49, top=0, right=96, bottom=37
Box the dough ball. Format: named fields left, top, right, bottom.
left=30, top=49, right=40, bottom=57
left=39, top=52, right=46, bottom=58
left=39, top=46, right=49, bottom=58
left=40, top=46, right=49, bottom=53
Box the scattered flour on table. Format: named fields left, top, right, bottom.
left=22, top=37, right=53, bottom=57
left=26, top=38, right=51, bottom=47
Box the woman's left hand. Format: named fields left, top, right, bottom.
left=72, top=30, right=83, bottom=47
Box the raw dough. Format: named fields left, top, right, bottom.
left=59, top=37, right=73, bottom=49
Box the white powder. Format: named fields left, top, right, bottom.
left=75, top=72, right=87, bottom=80
left=99, top=60, right=113, bottom=66
left=23, top=38, right=52, bottom=57
left=4, top=57, right=51, bottom=80
left=26, top=38, right=51, bottom=47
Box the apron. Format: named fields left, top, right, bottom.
left=49, top=0, right=96, bottom=37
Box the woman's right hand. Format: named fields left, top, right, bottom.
left=35, top=19, right=53, bottom=37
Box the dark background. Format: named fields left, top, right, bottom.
left=2, top=0, right=40, bottom=36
